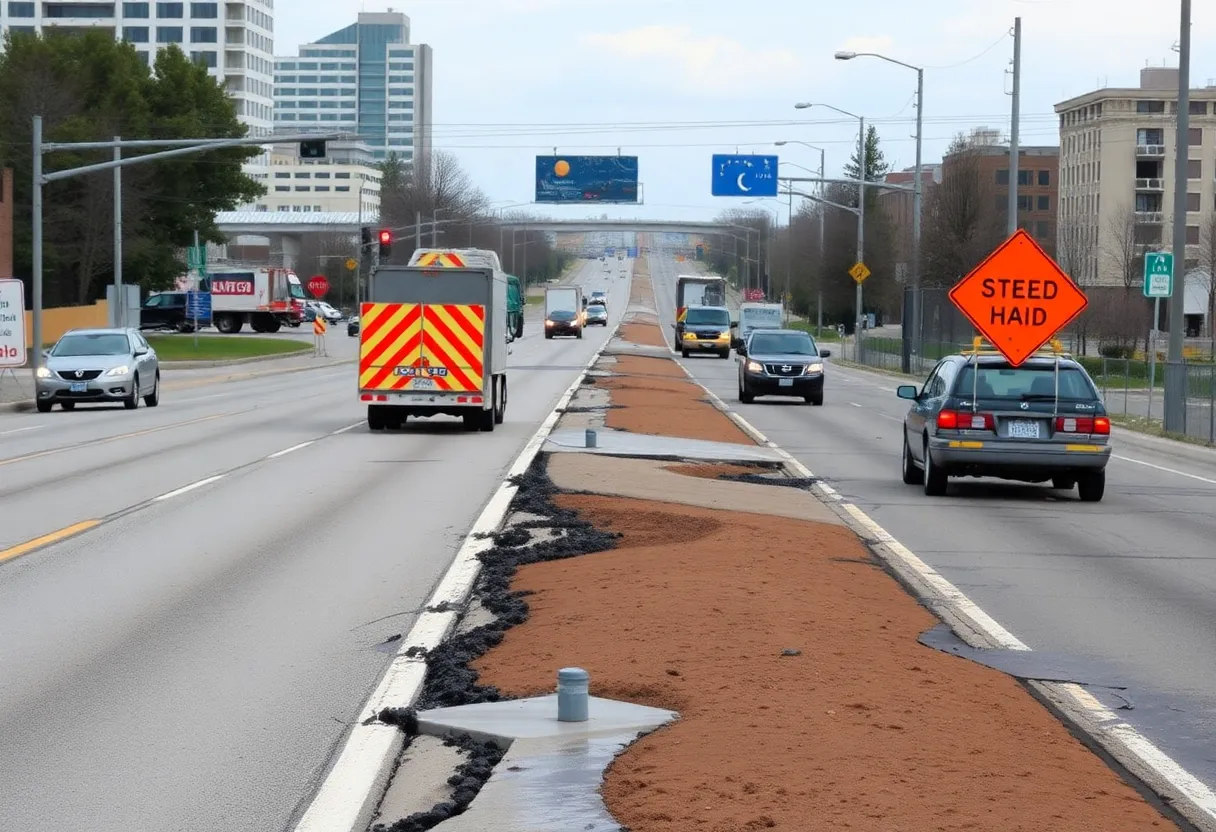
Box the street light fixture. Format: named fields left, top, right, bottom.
left=834, top=48, right=925, bottom=373
left=794, top=103, right=867, bottom=353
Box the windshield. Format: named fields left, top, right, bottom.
left=288, top=277, right=306, bottom=299
left=587, top=304, right=606, bottom=314
left=549, top=310, right=576, bottom=321
left=684, top=308, right=730, bottom=327
left=53, top=333, right=129, bottom=356
left=954, top=364, right=1098, bottom=401
left=749, top=332, right=817, bottom=356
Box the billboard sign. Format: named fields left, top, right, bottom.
left=711, top=154, right=779, bottom=197
left=536, top=155, right=639, bottom=204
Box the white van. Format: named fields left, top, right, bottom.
left=737, top=303, right=784, bottom=340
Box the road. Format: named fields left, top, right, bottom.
left=0, top=258, right=627, bottom=831
left=648, top=254, right=1216, bottom=790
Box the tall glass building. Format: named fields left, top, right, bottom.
left=272, top=11, right=431, bottom=166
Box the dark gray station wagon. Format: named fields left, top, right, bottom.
left=897, top=342, right=1112, bottom=501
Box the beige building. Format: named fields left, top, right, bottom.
left=1056, top=68, right=1216, bottom=329
left=247, top=141, right=381, bottom=216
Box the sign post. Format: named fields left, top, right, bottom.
left=849, top=262, right=870, bottom=362
left=1142, top=251, right=1174, bottom=419
left=947, top=229, right=1088, bottom=366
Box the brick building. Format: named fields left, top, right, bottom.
left=877, top=164, right=941, bottom=280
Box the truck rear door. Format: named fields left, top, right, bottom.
left=359, top=301, right=485, bottom=394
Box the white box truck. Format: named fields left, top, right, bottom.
left=735, top=302, right=784, bottom=347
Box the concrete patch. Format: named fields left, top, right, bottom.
left=547, top=453, right=843, bottom=525
left=372, top=735, right=467, bottom=826
left=544, top=427, right=785, bottom=463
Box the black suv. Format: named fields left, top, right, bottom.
left=737, top=329, right=829, bottom=405
left=141, top=291, right=208, bottom=332
left=896, top=346, right=1112, bottom=501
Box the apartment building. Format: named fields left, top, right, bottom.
left=1056, top=67, right=1216, bottom=328
left=0, top=0, right=275, bottom=138
left=246, top=141, right=381, bottom=215
left=273, top=11, right=432, bottom=166
left=877, top=164, right=941, bottom=279
left=941, top=132, right=1059, bottom=253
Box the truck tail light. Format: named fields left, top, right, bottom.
left=1055, top=415, right=1109, bottom=435
left=937, top=410, right=993, bottom=430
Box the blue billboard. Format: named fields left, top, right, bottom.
left=711, top=154, right=779, bottom=197
left=536, top=155, right=639, bottom=204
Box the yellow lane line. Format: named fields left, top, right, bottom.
left=0, top=520, right=100, bottom=565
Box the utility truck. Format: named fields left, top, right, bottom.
left=360, top=251, right=508, bottom=432
left=205, top=267, right=307, bottom=333
left=674, top=274, right=728, bottom=349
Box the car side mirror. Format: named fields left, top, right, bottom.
left=134, top=347, right=148, bottom=356
left=42, top=348, right=51, bottom=358
left=896, top=385, right=918, bottom=400
left=820, top=349, right=831, bottom=358
left=736, top=344, right=746, bottom=357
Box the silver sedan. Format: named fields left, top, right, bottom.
left=34, top=327, right=161, bottom=412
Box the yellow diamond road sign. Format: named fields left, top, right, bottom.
left=345, top=258, right=358, bottom=271
left=849, top=261, right=871, bottom=283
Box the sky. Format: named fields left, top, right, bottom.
left=276, top=0, right=1216, bottom=222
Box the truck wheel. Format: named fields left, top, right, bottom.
left=462, top=412, right=479, bottom=431
left=265, top=319, right=282, bottom=333
left=367, top=405, right=386, bottom=431
left=215, top=314, right=242, bottom=334
left=479, top=405, right=495, bottom=432
left=250, top=319, right=266, bottom=333
left=493, top=376, right=507, bottom=424
left=514, top=319, right=524, bottom=338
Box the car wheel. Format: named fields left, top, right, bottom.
left=1051, top=476, right=1075, bottom=491
left=739, top=383, right=755, bottom=404
left=144, top=372, right=160, bottom=407
left=1077, top=470, right=1105, bottom=502
left=681, top=348, right=689, bottom=358
left=922, top=437, right=948, bottom=496
left=36, top=399, right=53, bottom=413
left=124, top=375, right=140, bottom=410
left=60, top=401, right=75, bottom=411
left=719, top=349, right=730, bottom=359
left=805, top=393, right=824, bottom=406
left=901, top=434, right=923, bottom=485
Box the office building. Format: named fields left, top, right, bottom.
left=1056, top=67, right=1216, bottom=328
left=246, top=140, right=381, bottom=215
left=0, top=0, right=275, bottom=138
left=273, top=11, right=432, bottom=166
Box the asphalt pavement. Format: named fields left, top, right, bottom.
left=648, top=254, right=1216, bottom=791
left=0, top=258, right=628, bottom=831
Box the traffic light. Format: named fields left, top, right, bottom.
left=299, top=139, right=327, bottom=159
left=361, top=226, right=372, bottom=247
left=378, top=229, right=392, bottom=258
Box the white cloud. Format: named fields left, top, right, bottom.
left=579, top=25, right=804, bottom=96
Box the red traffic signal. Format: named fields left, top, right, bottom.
left=378, top=230, right=392, bottom=245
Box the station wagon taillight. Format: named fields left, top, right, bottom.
left=1055, top=415, right=1109, bottom=435
left=937, top=409, right=993, bottom=430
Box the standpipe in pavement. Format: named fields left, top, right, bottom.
left=367, top=259, right=1186, bottom=831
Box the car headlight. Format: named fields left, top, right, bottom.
left=35, top=367, right=51, bottom=379
left=804, top=362, right=824, bottom=374
left=545, top=319, right=554, bottom=326
left=746, top=360, right=763, bottom=373
left=106, top=365, right=131, bottom=376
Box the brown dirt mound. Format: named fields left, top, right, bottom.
left=619, top=321, right=668, bottom=348
left=602, top=377, right=751, bottom=444
left=473, top=494, right=1171, bottom=832
left=611, top=354, right=686, bottom=379
left=663, top=462, right=766, bottom=480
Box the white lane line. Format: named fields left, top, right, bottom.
left=0, top=424, right=46, bottom=437
left=849, top=401, right=863, bottom=408
left=266, top=441, right=314, bottom=459
left=682, top=371, right=1216, bottom=828
left=152, top=475, right=225, bottom=501
left=1114, top=454, right=1216, bottom=486
left=290, top=280, right=629, bottom=832
left=330, top=421, right=366, bottom=436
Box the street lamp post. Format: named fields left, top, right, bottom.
left=795, top=102, right=866, bottom=359
left=776, top=142, right=827, bottom=333
left=836, top=49, right=924, bottom=373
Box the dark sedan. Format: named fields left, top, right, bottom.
left=544, top=309, right=583, bottom=339
left=737, top=329, right=830, bottom=406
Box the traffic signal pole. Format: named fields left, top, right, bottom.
left=29, top=118, right=347, bottom=373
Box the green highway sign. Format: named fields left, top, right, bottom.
left=187, top=245, right=206, bottom=272
left=1143, top=251, right=1173, bottom=298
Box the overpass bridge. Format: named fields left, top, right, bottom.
left=211, top=211, right=744, bottom=268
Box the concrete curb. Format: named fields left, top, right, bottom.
left=672, top=354, right=1216, bottom=832
left=288, top=287, right=629, bottom=832
left=0, top=358, right=354, bottom=413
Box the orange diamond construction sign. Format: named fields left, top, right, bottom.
left=947, top=229, right=1088, bottom=366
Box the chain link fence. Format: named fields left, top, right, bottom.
left=838, top=288, right=1216, bottom=444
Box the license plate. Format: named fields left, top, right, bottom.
left=412, top=377, right=435, bottom=389
left=778, top=378, right=794, bottom=387
left=1009, top=419, right=1041, bottom=439
left=69, top=382, right=87, bottom=393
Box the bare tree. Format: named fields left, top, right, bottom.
left=1104, top=204, right=1148, bottom=294
left=1055, top=217, right=1093, bottom=352
left=1199, top=212, right=1216, bottom=349
left=920, top=132, right=1004, bottom=288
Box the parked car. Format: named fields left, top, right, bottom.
left=302, top=300, right=342, bottom=323
left=896, top=341, right=1111, bottom=501
left=141, top=291, right=208, bottom=332
left=736, top=329, right=828, bottom=405
left=34, top=328, right=160, bottom=412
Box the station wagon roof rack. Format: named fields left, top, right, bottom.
left=961, top=336, right=1071, bottom=360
